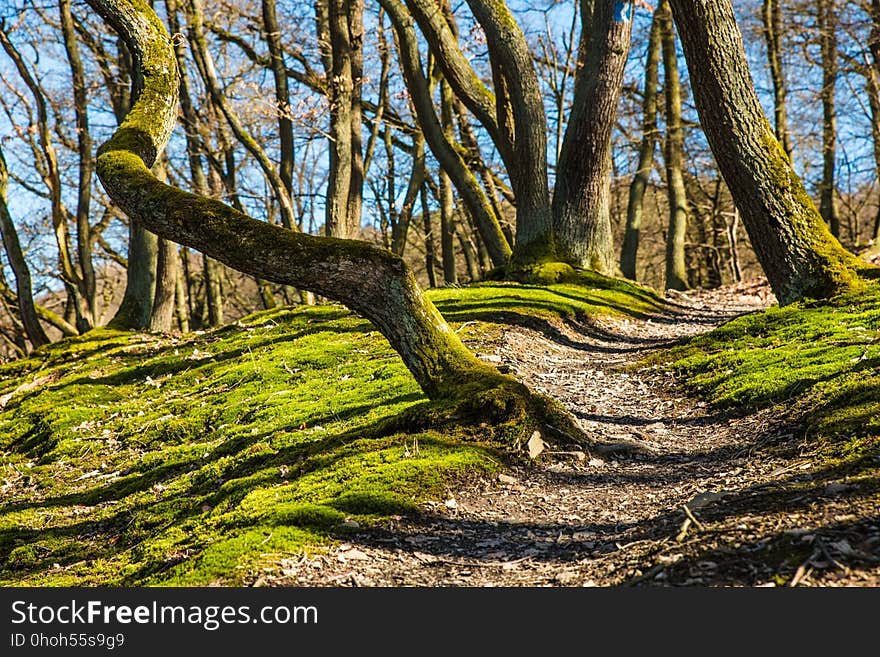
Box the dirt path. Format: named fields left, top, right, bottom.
left=264, top=282, right=880, bottom=587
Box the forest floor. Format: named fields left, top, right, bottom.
left=267, top=281, right=880, bottom=587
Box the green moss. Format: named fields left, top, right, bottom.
left=0, top=279, right=655, bottom=586
left=760, top=129, right=867, bottom=303
left=654, top=283, right=880, bottom=473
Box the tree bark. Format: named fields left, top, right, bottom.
left=661, top=4, right=689, bottom=291
left=761, top=0, right=792, bottom=158
left=60, top=0, right=98, bottom=328
left=0, top=147, right=50, bottom=348
left=261, top=0, right=295, bottom=202
left=553, top=0, right=633, bottom=273
left=463, top=0, right=554, bottom=264
left=0, top=27, right=88, bottom=331
left=818, top=0, right=840, bottom=238
left=667, top=0, right=864, bottom=304
left=320, top=0, right=365, bottom=238
left=84, top=0, right=516, bottom=403
left=620, top=6, right=662, bottom=280
left=439, top=79, right=457, bottom=285
left=149, top=237, right=179, bottom=331
left=380, top=0, right=511, bottom=267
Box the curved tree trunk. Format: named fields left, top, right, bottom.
left=553, top=0, right=633, bottom=274
left=83, top=0, right=512, bottom=402
left=667, top=0, right=864, bottom=304
left=464, top=0, right=554, bottom=265
left=661, top=4, right=689, bottom=292
left=620, top=6, right=662, bottom=280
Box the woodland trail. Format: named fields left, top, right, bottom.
left=263, top=281, right=880, bottom=587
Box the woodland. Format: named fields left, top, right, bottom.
left=0, top=0, right=877, bottom=587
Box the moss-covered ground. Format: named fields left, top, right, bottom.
left=0, top=273, right=660, bottom=586
left=655, top=284, right=880, bottom=477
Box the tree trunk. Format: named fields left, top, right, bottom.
left=319, top=0, right=365, bottom=238
left=149, top=236, right=179, bottom=332
left=667, top=0, right=863, bottom=304
left=174, top=249, right=190, bottom=332
left=761, top=0, right=792, bottom=158
left=439, top=79, right=457, bottom=285
left=261, top=0, right=295, bottom=201
left=0, top=147, right=50, bottom=348
left=620, top=6, right=662, bottom=280
left=203, top=256, right=224, bottom=327
left=463, top=0, right=554, bottom=265
left=60, top=0, right=97, bottom=328
left=661, top=4, right=689, bottom=292
left=380, top=0, right=511, bottom=267
left=818, top=0, right=840, bottom=239
left=553, top=0, right=633, bottom=274
left=110, top=220, right=158, bottom=329
left=420, top=184, right=437, bottom=289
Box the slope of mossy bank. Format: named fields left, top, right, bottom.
left=0, top=274, right=657, bottom=586
left=653, top=284, right=880, bottom=476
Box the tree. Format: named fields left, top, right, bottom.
left=83, top=0, right=578, bottom=450
left=660, top=2, right=689, bottom=291
left=552, top=0, right=634, bottom=273
left=667, top=0, right=867, bottom=304
left=0, top=146, right=49, bottom=349
left=762, top=0, right=792, bottom=158
left=317, top=0, right=365, bottom=238
left=620, top=6, right=662, bottom=280
left=817, top=0, right=840, bottom=238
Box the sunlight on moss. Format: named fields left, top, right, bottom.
left=0, top=279, right=650, bottom=585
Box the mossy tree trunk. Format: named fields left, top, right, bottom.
left=620, top=6, right=662, bottom=280
left=552, top=0, right=633, bottom=274
left=0, top=147, right=50, bottom=349
left=661, top=4, right=689, bottom=292
left=83, top=0, right=524, bottom=403
left=668, top=0, right=864, bottom=304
